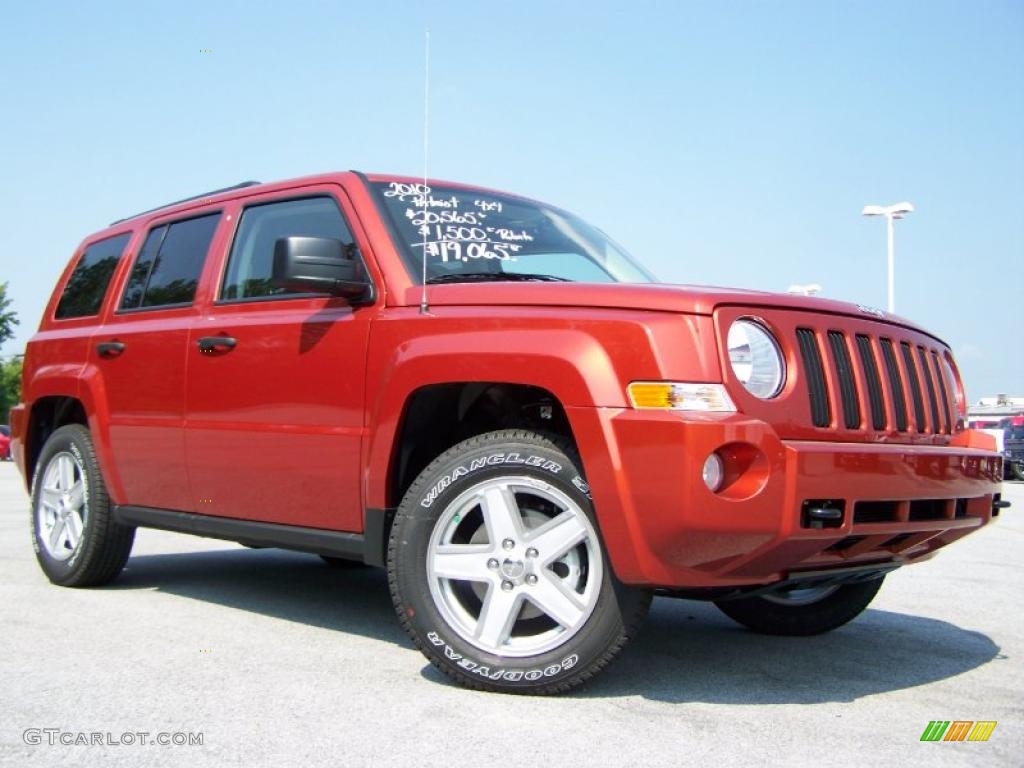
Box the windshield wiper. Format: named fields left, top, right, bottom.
left=426, top=272, right=571, bottom=284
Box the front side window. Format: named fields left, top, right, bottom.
left=221, top=196, right=355, bottom=301
left=120, top=213, right=220, bottom=310
left=55, top=233, right=131, bottom=318
left=371, top=181, right=656, bottom=285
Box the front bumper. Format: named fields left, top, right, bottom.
left=569, top=407, right=1002, bottom=589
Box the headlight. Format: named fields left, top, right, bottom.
left=727, top=319, right=785, bottom=399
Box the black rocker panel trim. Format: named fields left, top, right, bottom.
left=113, top=505, right=366, bottom=560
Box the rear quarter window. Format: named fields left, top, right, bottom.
left=54, top=233, right=131, bottom=319
left=120, top=213, right=221, bottom=310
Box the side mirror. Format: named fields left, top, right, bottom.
left=271, top=236, right=372, bottom=301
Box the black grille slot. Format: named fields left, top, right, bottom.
left=879, top=339, right=908, bottom=431
left=931, top=351, right=952, bottom=434
left=954, top=498, right=969, bottom=519
left=855, top=335, right=886, bottom=430
left=900, top=341, right=927, bottom=432
left=883, top=533, right=912, bottom=549
left=797, top=329, right=831, bottom=427
left=853, top=501, right=898, bottom=524
left=825, top=536, right=865, bottom=553
left=827, top=331, right=860, bottom=429
left=909, top=499, right=948, bottom=521
left=917, top=347, right=941, bottom=434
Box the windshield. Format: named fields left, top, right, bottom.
left=372, top=181, right=656, bottom=284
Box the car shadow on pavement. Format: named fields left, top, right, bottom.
left=111, top=547, right=409, bottom=646
left=571, top=597, right=1002, bottom=703
left=112, top=547, right=1001, bottom=704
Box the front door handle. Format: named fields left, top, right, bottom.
left=96, top=341, right=126, bottom=358
left=196, top=336, right=237, bottom=354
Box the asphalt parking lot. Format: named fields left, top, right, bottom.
left=1, top=462, right=1020, bottom=767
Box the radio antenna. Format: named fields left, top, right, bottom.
left=419, top=29, right=431, bottom=315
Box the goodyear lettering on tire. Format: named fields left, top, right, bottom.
left=426, top=631, right=578, bottom=681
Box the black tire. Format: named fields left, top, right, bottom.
left=30, top=424, right=135, bottom=587
left=1011, top=462, right=1024, bottom=482
left=388, top=430, right=651, bottom=695
left=320, top=555, right=367, bottom=568
left=714, top=577, right=884, bottom=636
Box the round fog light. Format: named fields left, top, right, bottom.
left=702, top=453, right=725, bottom=492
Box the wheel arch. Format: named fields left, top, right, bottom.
left=362, top=380, right=581, bottom=567
left=25, top=395, right=89, bottom=488
left=387, top=381, right=578, bottom=508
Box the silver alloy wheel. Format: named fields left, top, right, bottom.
left=426, top=475, right=604, bottom=657
left=36, top=451, right=87, bottom=561
left=762, top=584, right=839, bottom=606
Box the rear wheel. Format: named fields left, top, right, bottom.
left=31, top=425, right=135, bottom=587
left=388, top=430, right=650, bottom=694
left=714, top=577, right=884, bottom=636
left=1011, top=461, right=1024, bottom=481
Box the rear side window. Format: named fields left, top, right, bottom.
left=54, top=233, right=131, bottom=318
left=120, top=213, right=220, bottom=310
left=221, top=197, right=354, bottom=301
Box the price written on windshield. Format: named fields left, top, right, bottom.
left=384, top=182, right=533, bottom=263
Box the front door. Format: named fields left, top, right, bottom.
left=184, top=189, right=373, bottom=531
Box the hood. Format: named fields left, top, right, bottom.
left=401, top=281, right=937, bottom=339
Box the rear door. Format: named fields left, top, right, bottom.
left=183, top=186, right=375, bottom=531
left=92, top=211, right=224, bottom=511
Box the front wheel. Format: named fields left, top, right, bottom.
left=31, top=425, right=135, bottom=587
left=1011, top=461, right=1024, bottom=482
left=388, top=430, right=651, bottom=694
left=714, top=577, right=885, bottom=636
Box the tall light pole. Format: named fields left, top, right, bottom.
left=861, top=202, right=913, bottom=313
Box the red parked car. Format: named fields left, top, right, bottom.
left=9, top=172, right=1004, bottom=694
left=0, top=426, right=11, bottom=461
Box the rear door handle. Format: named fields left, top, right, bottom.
left=196, top=336, right=237, bottom=353
left=96, top=341, right=126, bottom=358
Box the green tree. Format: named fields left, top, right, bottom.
left=0, top=282, right=21, bottom=421
left=0, top=357, right=21, bottom=424
left=0, top=282, right=17, bottom=347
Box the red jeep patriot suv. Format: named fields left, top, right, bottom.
left=10, top=172, right=1004, bottom=694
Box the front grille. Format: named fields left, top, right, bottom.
left=879, top=339, right=909, bottom=431
left=854, top=501, right=897, bottom=523
left=856, top=334, right=886, bottom=430
left=931, top=351, right=953, bottom=433
left=900, top=341, right=927, bottom=431
left=828, top=331, right=860, bottom=429
left=796, top=328, right=831, bottom=427
left=909, top=499, right=949, bottom=521
left=917, top=346, right=941, bottom=434
left=792, top=328, right=954, bottom=436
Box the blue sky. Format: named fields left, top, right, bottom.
left=1, top=1, right=1021, bottom=398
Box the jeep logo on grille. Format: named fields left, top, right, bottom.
left=857, top=304, right=886, bottom=318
